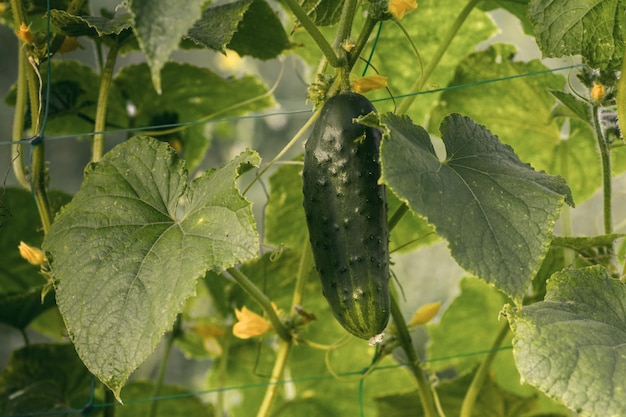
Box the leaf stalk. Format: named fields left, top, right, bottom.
left=390, top=294, right=437, bottom=417
left=92, top=42, right=121, bottom=163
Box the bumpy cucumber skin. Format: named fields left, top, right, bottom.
left=302, top=92, right=390, bottom=340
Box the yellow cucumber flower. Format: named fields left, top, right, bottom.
left=18, top=241, right=46, bottom=266
left=351, top=75, right=388, bottom=93
left=233, top=306, right=272, bottom=339
left=389, top=0, right=418, bottom=20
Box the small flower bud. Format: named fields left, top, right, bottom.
left=18, top=241, right=46, bottom=266
left=351, top=75, right=388, bottom=93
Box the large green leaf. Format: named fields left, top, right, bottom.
left=380, top=113, right=573, bottom=302
left=0, top=344, right=95, bottom=416
left=227, top=0, right=293, bottom=60
left=427, top=278, right=510, bottom=376
left=185, top=0, right=253, bottom=52
left=50, top=9, right=133, bottom=39
left=428, top=43, right=626, bottom=203
left=43, top=137, right=260, bottom=399
left=114, top=62, right=275, bottom=171
left=374, top=371, right=546, bottom=417
left=129, top=0, right=205, bottom=93
left=529, top=0, right=625, bottom=70
left=507, top=265, right=626, bottom=417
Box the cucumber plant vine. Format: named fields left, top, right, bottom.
left=2, top=1, right=626, bottom=417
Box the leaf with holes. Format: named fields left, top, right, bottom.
left=43, top=137, right=259, bottom=400
left=507, top=266, right=626, bottom=417
left=380, top=113, right=573, bottom=302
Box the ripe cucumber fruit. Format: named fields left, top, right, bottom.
left=302, top=92, right=390, bottom=340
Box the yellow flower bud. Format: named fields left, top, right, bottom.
left=18, top=241, right=46, bottom=266
left=408, top=301, right=441, bottom=326
left=233, top=306, right=272, bottom=339
left=16, top=23, right=35, bottom=44
left=351, top=75, right=388, bottom=93
left=389, top=0, right=418, bottom=20
left=591, top=82, right=606, bottom=102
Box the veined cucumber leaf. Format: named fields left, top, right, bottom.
left=507, top=266, right=626, bottom=417
left=43, top=137, right=260, bottom=399
left=380, top=113, right=573, bottom=302
left=129, top=0, right=205, bottom=93
left=529, top=0, right=625, bottom=70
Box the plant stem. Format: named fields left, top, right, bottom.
left=459, top=321, right=509, bottom=417
left=591, top=105, right=612, bottom=236
left=92, top=42, right=120, bottom=162
left=216, top=327, right=231, bottom=417
left=397, top=0, right=480, bottom=115
left=12, top=39, right=31, bottom=190
left=281, top=0, right=341, bottom=67
left=149, top=316, right=180, bottom=417
left=332, top=0, right=358, bottom=51
left=226, top=267, right=292, bottom=342
left=390, top=294, right=436, bottom=417
left=388, top=203, right=409, bottom=232
left=256, top=339, right=292, bottom=417
left=348, top=15, right=379, bottom=70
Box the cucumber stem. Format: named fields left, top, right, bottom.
left=281, top=0, right=342, bottom=68
left=459, top=321, right=510, bottom=417
left=11, top=41, right=30, bottom=190
left=226, top=267, right=292, bottom=342
left=92, top=42, right=120, bottom=163
left=255, top=339, right=292, bottom=417
left=591, top=105, right=613, bottom=237
left=390, top=294, right=437, bottom=417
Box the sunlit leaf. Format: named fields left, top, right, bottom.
left=529, top=0, right=625, bottom=70
left=428, top=44, right=625, bottom=203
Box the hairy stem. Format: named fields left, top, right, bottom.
left=592, top=106, right=612, bottom=236
left=390, top=294, right=437, bottom=417
left=397, top=0, right=480, bottom=115
left=281, top=0, right=341, bottom=67
left=256, top=339, right=292, bottom=417
left=348, top=15, right=379, bottom=70
left=226, top=267, right=291, bottom=342
left=459, top=321, right=510, bottom=417
left=11, top=38, right=30, bottom=190
left=92, top=43, right=120, bottom=162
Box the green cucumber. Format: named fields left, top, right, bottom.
left=302, top=92, right=390, bottom=340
